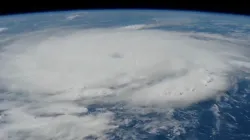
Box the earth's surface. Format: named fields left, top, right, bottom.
left=0, top=10, right=250, bottom=140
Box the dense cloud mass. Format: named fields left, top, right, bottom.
left=0, top=23, right=249, bottom=140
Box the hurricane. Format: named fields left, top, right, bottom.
left=0, top=10, right=250, bottom=140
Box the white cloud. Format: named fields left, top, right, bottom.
left=66, top=14, right=80, bottom=20
left=0, top=108, right=116, bottom=140
left=0, top=27, right=249, bottom=105
left=65, top=12, right=87, bottom=20
left=0, top=27, right=7, bottom=33
left=119, top=24, right=160, bottom=30
left=210, top=104, right=220, bottom=132
left=0, top=26, right=249, bottom=139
